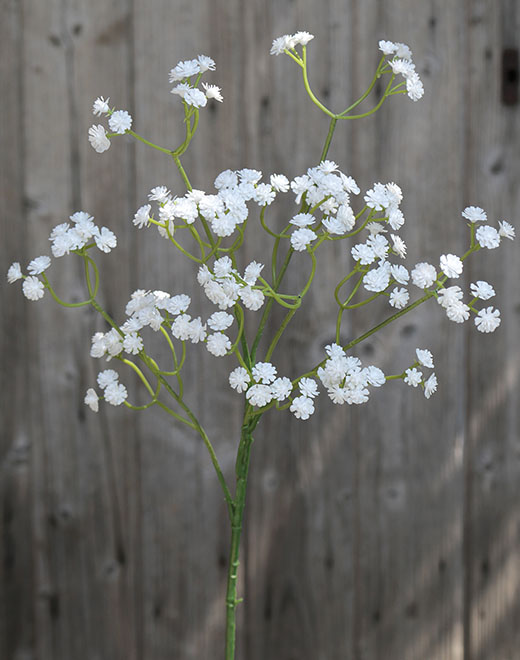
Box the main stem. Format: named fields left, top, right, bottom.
left=225, top=416, right=258, bottom=659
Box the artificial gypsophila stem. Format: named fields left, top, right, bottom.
left=127, top=130, right=174, bottom=155
left=301, top=46, right=337, bottom=119
left=40, top=274, right=92, bottom=308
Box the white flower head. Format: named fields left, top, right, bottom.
left=470, top=281, right=495, bottom=300
left=404, top=367, right=423, bottom=387
left=290, top=395, right=315, bottom=420
left=476, top=225, right=500, bottom=249
left=439, top=253, right=463, bottom=279
left=92, top=96, right=110, bottom=116
left=474, top=306, right=501, bottom=333
left=462, top=206, right=487, bottom=223
left=206, top=332, right=231, bottom=356
left=424, top=373, right=438, bottom=399
left=184, top=88, right=208, bottom=108
left=197, top=54, right=216, bottom=72
left=84, top=388, right=99, bottom=412
left=133, top=204, right=151, bottom=229
left=104, top=382, right=128, bottom=406
left=207, top=311, right=234, bottom=331
left=411, top=262, right=437, bottom=289
left=229, top=367, right=250, bottom=393
left=108, top=110, right=132, bottom=134
left=169, top=59, right=200, bottom=82
left=498, top=220, right=515, bottom=240
left=22, top=276, right=45, bottom=301
left=271, top=377, right=293, bottom=401
left=252, top=362, right=277, bottom=384
left=389, top=286, right=409, bottom=309
left=270, top=174, right=290, bottom=192
left=7, top=262, right=23, bottom=283
left=94, top=227, right=117, bottom=253
left=416, top=348, right=434, bottom=369
left=299, top=377, right=319, bottom=399
left=88, top=124, right=111, bottom=153
left=202, top=82, right=223, bottom=102
left=27, top=255, right=51, bottom=275
left=97, top=369, right=119, bottom=389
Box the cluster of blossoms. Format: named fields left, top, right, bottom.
left=378, top=39, right=424, bottom=101
left=7, top=211, right=117, bottom=300
left=169, top=54, right=223, bottom=107
left=134, top=168, right=287, bottom=239
left=85, top=370, right=128, bottom=411
left=198, top=256, right=266, bottom=312
left=270, top=30, right=315, bottom=56
left=8, top=31, right=516, bottom=424
left=88, top=96, right=132, bottom=153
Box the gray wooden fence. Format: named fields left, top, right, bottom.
left=1, top=0, right=519, bottom=658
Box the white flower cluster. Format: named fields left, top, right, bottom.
left=460, top=205, right=515, bottom=247
left=84, top=369, right=128, bottom=412
left=288, top=160, right=359, bottom=250
left=88, top=97, right=133, bottom=153
left=270, top=31, right=315, bottom=56
left=138, top=169, right=289, bottom=239
left=229, top=362, right=319, bottom=420
left=169, top=54, right=223, bottom=107
left=198, top=256, right=266, bottom=312
left=7, top=211, right=117, bottom=301
left=317, top=343, right=386, bottom=405
left=436, top=282, right=501, bottom=332
left=403, top=348, right=437, bottom=399
left=378, top=40, right=424, bottom=101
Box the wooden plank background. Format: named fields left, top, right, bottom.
left=1, top=0, right=519, bottom=658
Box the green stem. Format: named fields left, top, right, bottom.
left=225, top=414, right=260, bottom=659
left=127, top=130, right=173, bottom=155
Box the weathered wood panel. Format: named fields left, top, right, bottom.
left=1, top=0, right=519, bottom=659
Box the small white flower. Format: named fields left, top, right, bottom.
left=149, top=186, right=171, bottom=203
left=169, top=59, right=201, bottom=82
left=94, top=227, right=117, bottom=253
left=293, top=31, right=314, bottom=46
left=364, top=366, right=386, bottom=387
left=406, top=72, right=424, bottom=101
left=104, top=382, right=128, bottom=406
left=391, top=234, right=407, bottom=258
left=206, top=332, right=231, bottom=356
left=108, top=110, right=132, bottom=134
left=253, top=183, right=276, bottom=206
left=188, top=317, right=207, bottom=343
left=498, top=220, right=515, bottom=240
left=270, top=34, right=293, bottom=56
left=184, top=88, right=207, bottom=108
left=379, top=40, right=397, bottom=55
left=351, top=243, right=376, bottom=265
left=90, top=332, right=107, bottom=358
left=290, top=395, right=315, bottom=420
left=229, top=367, right=250, bottom=393
left=462, top=206, right=487, bottom=223
left=133, top=204, right=151, bottom=228
left=27, top=255, right=51, bottom=275
left=437, top=286, right=464, bottom=309
left=84, top=388, right=99, bottom=412
left=416, top=348, right=434, bottom=369
left=470, top=281, right=495, bottom=300
left=404, top=367, right=423, bottom=387
left=97, top=369, right=119, bottom=389
left=207, top=311, right=234, bottom=331
left=390, top=264, right=409, bottom=285
left=240, top=286, right=265, bottom=311
left=7, top=262, right=23, bottom=283
left=246, top=384, right=273, bottom=407
left=424, top=373, right=438, bottom=399
left=88, top=124, right=111, bottom=153
left=92, top=96, right=110, bottom=116
left=22, top=276, right=45, bottom=301
left=411, top=262, right=437, bottom=289
left=270, top=377, right=293, bottom=401
left=270, top=174, right=290, bottom=192
left=291, top=227, right=317, bottom=252
left=202, top=82, right=223, bottom=102
left=476, top=225, right=500, bottom=249
left=363, top=266, right=391, bottom=292
left=197, top=54, right=216, bottom=72
left=439, top=253, right=463, bottom=279
left=445, top=300, right=470, bottom=323
left=389, top=287, right=409, bottom=309
left=299, top=377, right=319, bottom=399
left=290, top=213, right=314, bottom=227
left=123, top=332, right=143, bottom=355
left=252, top=362, right=277, bottom=384
left=474, top=306, right=501, bottom=333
